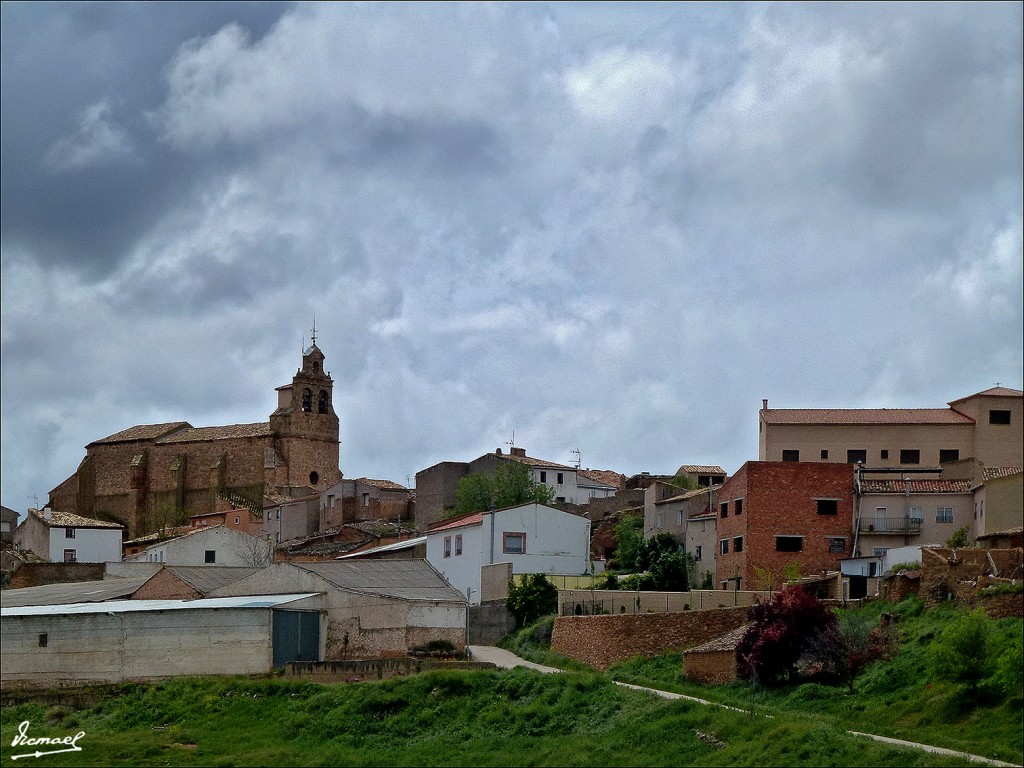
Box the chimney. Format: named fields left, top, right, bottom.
left=511, top=447, right=526, bottom=457
left=43, top=508, right=52, bottom=521
left=495, top=447, right=502, bottom=455
left=762, top=399, right=768, bottom=410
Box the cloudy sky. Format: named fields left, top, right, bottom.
left=2, top=2, right=1021, bottom=515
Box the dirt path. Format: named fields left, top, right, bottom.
left=467, top=646, right=1022, bottom=768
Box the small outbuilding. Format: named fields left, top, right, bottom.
left=682, top=624, right=750, bottom=685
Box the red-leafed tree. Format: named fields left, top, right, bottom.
left=736, top=586, right=837, bottom=685
left=800, top=612, right=900, bottom=692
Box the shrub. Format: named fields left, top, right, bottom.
left=799, top=612, right=900, bottom=692
left=945, top=525, right=969, bottom=548
left=930, top=609, right=991, bottom=691
left=506, top=573, right=558, bottom=628
left=736, top=587, right=837, bottom=686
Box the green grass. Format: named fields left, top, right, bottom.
left=0, top=670, right=971, bottom=767
left=607, top=599, right=1024, bottom=765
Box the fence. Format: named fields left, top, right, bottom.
left=512, top=573, right=604, bottom=590
left=557, top=588, right=774, bottom=616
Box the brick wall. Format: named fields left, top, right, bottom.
left=683, top=649, right=738, bottom=684
left=717, top=462, right=854, bottom=590
left=129, top=569, right=200, bottom=600
left=550, top=606, right=750, bottom=670
left=920, top=546, right=1024, bottom=606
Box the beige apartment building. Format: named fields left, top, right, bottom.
left=854, top=478, right=973, bottom=557
left=758, top=387, right=1023, bottom=472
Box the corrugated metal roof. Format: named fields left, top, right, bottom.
left=294, top=561, right=465, bottom=602
left=1, top=576, right=153, bottom=608
left=337, top=537, right=426, bottom=559
left=164, top=566, right=263, bottom=593
left=1, top=593, right=321, bottom=618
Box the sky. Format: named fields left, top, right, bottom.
left=2, top=2, right=1022, bottom=516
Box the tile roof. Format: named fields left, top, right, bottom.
left=577, top=469, right=624, bottom=488
left=430, top=512, right=484, bottom=533
left=294, top=560, right=465, bottom=602
left=761, top=408, right=974, bottom=425
left=31, top=509, right=123, bottom=529
left=949, top=387, right=1024, bottom=404
left=686, top=624, right=751, bottom=654
left=976, top=526, right=1024, bottom=539
left=858, top=479, right=972, bottom=494
left=358, top=478, right=409, bottom=491
left=90, top=422, right=191, bottom=445
left=676, top=465, right=726, bottom=475
left=156, top=422, right=272, bottom=443
left=499, top=452, right=575, bottom=470
left=983, top=466, right=1023, bottom=481
left=656, top=484, right=722, bottom=505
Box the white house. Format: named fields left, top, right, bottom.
left=13, top=509, right=123, bottom=564
left=425, top=502, right=592, bottom=605
left=125, top=525, right=272, bottom=567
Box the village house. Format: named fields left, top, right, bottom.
left=854, top=476, right=972, bottom=557
left=320, top=478, right=413, bottom=530
left=425, top=502, right=592, bottom=605
left=758, top=387, right=1023, bottom=472
left=1, top=505, right=17, bottom=543
left=13, top=508, right=123, bottom=564
left=125, top=524, right=272, bottom=567
left=716, top=461, right=854, bottom=591
left=208, top=560, right=466, bottom=658
left=45, top=341, right=342, bottom=539
left=973, top=466, right=1024, bottom=545
left=415, top=447, right=618, bottom=530
left=262, top=492, right=320, bottom=545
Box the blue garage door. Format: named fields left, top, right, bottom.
left=272, top=610, right=321, bottom=668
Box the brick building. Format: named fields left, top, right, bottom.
left=320, top=477, right=413, bottom=530
left=716, top=461, right=854, bottom=590
left=46, top=343, right=342, bottom=538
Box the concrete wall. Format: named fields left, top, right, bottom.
left=209, top=564, right=467, bottom=659
left=480, top=562, right=512, bottom=602
left=467, top=602, right=516, bottom=645
left=980, top=472, right=1024, bottom=537
left=414, top=461, right=470, bottom=531
left=857, top=490, right=972, bottom=554
left=0, top=608, right=273, bottom=689
left=129, top=526, right=272, bottom=567
left=46, top=526, right=122, bottom=564
left=950, top=392, right=1024, bottom=468
left=550, top=606, right=750, bottom=670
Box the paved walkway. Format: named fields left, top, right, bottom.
left=467, top=646, right=1021, bottom=768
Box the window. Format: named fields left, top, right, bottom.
left=939, top=449, right=960, bottom=463
left=735, top=498, right=743, bottom=515
left=782, top=450, right=800, bottom=462
left=362, top=493, right=370, bottom=508
left=539, top=471, right=547, bottom=483
left=694, top=545, right=702, bottom=561
left=204, top=550, right=216, bottom=564
left=828, top=537, right=846, bottom=554
left=38, top=633, right=48, bottom=648
left=820, top=449, right=829, bottom=459
left=872, top=547, right=888, bottom=557
left=454, top=535, right=463, bottom=556
left=880, top=449, right=889, bottom=460
left=816, top=499, right=838, bottom=515
left=301, top=388, right=312, bottom=412
left=869, top=561, right=879, bottom=577
left=989, top=410, right=1012, bottom=425
left=936, top=507, right=954, bottom=523
left=309, top=471, right=319, bottom=485
left=443, top=537, right=452, bottom=558
left=63, top=549, right=77, bottom=563
left=557, top=472, right=563, bottom=485
left=775, top=536, right=803, bottom=552
left=909, top=506, right=924, bottom=521
left=234, top=516, right=239, bottom=525
left=847, top=449, right=867, bottom=464
left=720, top=539, right=729, bottom=555
left=318, top=390, right=329, bottom=414
left=720, top=501, right=728, bottom=518
left=733, top=536, right=744, bottom=553
left=65, top=527, right=76, bottom=539
left=503, top=532, right=526, bottom=555
left=900, top=449, right=920, bottom=465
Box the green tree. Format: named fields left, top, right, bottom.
left=450, top=460, right=554, bottom=517
left=945, top=525, right=970, bottom=548
left=611, top=516, right=645, bottom=571
left=666, top=474, right=699, bottom=491
left=800, top=612, right=900, bottom=692
left=506, top=573, right=558, bottom=627
left=930, top=609, right=992, bottom=691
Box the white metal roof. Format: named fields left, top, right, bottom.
left=336, top=536, right=426, bottom=559
left=0, top=593, right=321, bottom=618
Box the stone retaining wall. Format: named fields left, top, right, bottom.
left=550, top=606, right=750, bottom=670
left=285, top=658, right=495, bottom=682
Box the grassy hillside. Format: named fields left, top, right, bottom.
left=0, top=669, right=971, bottom=767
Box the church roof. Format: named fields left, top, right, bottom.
left=90, top=422, right=191, bottom=446
left=156, top=422, right=272, bottom=443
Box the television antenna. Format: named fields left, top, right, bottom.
left=570, top=449, right=581, bottom=469
left=506, top=430, right=516, bottom=449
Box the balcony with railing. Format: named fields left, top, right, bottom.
left=859, top=517, right=922, bottom=535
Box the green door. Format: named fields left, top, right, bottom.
left=272, top=610, right=321, bottom=668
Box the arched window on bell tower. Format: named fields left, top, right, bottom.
left=301, top=388, right=312, bottom=412
left=318, top=390, right=329, bottom=414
